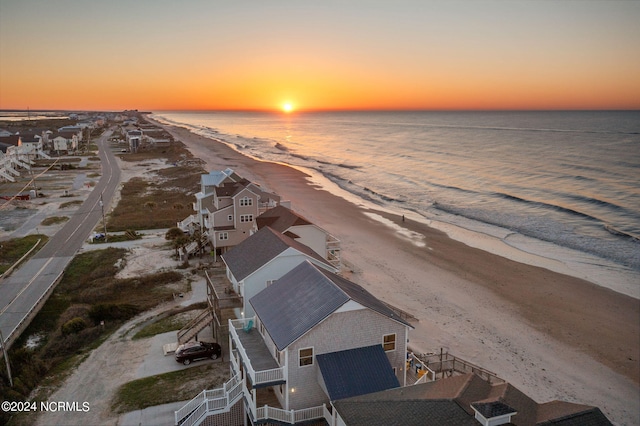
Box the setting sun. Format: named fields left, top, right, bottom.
left=282, top=102, right=294, bottom=113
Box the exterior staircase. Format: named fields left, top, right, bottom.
left=177, top=308, right=214, bottom=345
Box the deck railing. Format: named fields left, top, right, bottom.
left=254, top=404, right=327, bottom=424
left=174, top=374, right=242, bottom=426
left=229, top=318, right=285, bottom=386
left=418, top=351, right=504, bottom=384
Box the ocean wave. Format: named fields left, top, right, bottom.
left=604, top=224, right=640, bottom=241
left=493, top=192, right=602, bottom=222
left=275, top=142, right=289, bottom=152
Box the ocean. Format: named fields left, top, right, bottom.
left=151, top=110, right=640, bottom=272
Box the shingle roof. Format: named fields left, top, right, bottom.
left=332, top=373, right=613, bottom=426
left=333, top=399, right=478, bottom=426
left=471, top=401, right=517, bottom=418
left=316, top=268, right=412, bottom=329
left=250, top=260, right=349, bottom=350
left=222, top=227, right=331, bottom=282
left=536, top=407, right=613, bottom=426
left=317, top=345, right=399, bottom=401
left=250, top=260, right=409, bottom=351
left=256, top=205, right=311, bottom=233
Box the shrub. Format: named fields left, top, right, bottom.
left=61, top=317, right=87, bottom=335
left=165, top=227, right=184, bottom=240
left=88, top=304, right=140, bottom=325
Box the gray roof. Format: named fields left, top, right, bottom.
left=333, top=399, right=477, bottom=426
left=250, top=260, right=348, bottom=350
left=222, top=227, right=331, bottom=282
left=317, top=345, right=399, bottom=401
left=250, top=260, right=410, bottom=351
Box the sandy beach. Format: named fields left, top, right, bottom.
left=150, top=120, right=639, bottom=425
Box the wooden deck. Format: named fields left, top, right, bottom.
left=236, top=328, right=280, bottom=372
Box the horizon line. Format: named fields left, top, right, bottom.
left=2, top=107, right=640, bottom=114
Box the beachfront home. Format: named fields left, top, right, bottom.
left=331, top=372, right=613, bottom=426
left=256, top=204, right=341, bottom=270
left=177, top=168, right=280, bottom=255
left=175, top=260, right=413, bottom=426
left=221, top=226, right=337, bottom=319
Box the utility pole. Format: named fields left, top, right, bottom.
left=100, top=192, right=107, bottom=242
left=0, top=328, right=13, bottom=387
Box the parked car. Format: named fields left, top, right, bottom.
left=175, top=341, right=221, bottom=365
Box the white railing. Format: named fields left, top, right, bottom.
left=177, top=214, right=197, bottom=231
left=229, top=318, right=285, bottom=386
left=254, top=404, right=327, bottom=424
left=407, top=353, right=435, bottom=383
left=175, top=374, right=241, bottom=426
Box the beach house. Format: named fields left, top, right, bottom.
left=175, top=260, right=413, bottom=426
left=221, top=226, right=338, bottom=319
left=256, top=205, right=341, bottom=270
left=331, top=372, right=613, bottom=425
left=177, top=168, right=280, bottom=256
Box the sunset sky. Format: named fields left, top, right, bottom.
left=1, top=0, right=639, bottom=112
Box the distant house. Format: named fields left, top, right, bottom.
left=177, top=168, right=280, bottom=255
left=331, top=372, right=613, bottom=426
left=221, top=226, right=337, bottom=318
left=0, top=135, right=20, bottom=149
left=126, top=129, right=142, bottom=152
left=52, top=132, right=78, bottom=154
left=256, top=204, right=341, bottom=270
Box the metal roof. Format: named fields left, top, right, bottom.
left=317, top=345, right=399, bottom=401
left=201, top=168, right=235, bottom=187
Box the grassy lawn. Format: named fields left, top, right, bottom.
left=107, top=142, right=204, bottom=232
left=0, top=248, right=190, bottom=425
left=133, top=309, right=200, bottom=340
left=40, top=216, right=68, bottom=226
left=111, top=361, right=230, bottom=413
left=0, top=234, right=49, bottom=275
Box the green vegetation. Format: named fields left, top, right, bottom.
left=132, top=309, right=200, bottom=340
left=90, top=229, right=142, bottom=244
left=40, top=216, right=68, bottom=226
left=107, top=159, right=203, bottom=231
left=111, top=361, right=229, bottom=413
left=0, top=235, right=48, bottom=275
left=59, top=200, right=84, bottom=209
left=0, top=248, right=188, bottom=425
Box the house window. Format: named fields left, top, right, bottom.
left=383, top=334, right=396, bottom=351
left=240, top=214, right=253, bottom=223
left=299, top=348, right=313, bottom=367
left=239, top=196, right=253, bottom=206
left=227, top=215, right=233, bottom=222
left=219, top=232, right=228, bottom=241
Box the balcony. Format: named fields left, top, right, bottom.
left=229, top=318, right=285, bottom=388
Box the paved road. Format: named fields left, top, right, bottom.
left=0, top=128, right=121, bottom=348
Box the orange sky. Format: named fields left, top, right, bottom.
left=1, top=1, right=639, bottom=111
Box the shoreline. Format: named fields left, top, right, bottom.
left=149, top=117, right=639, bottom=424
left=150, top=114, right=639, bottom=300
